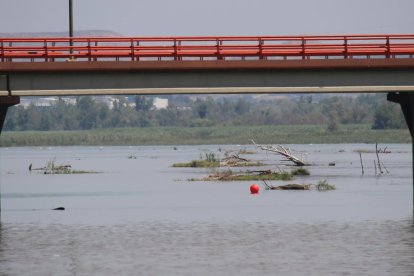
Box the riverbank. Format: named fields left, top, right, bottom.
left=0, top=124, right=410, bottom=146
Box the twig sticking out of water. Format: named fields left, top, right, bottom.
left=359, top=152, right=364, bottom=175
left=375, top=143, right=383, bottom=174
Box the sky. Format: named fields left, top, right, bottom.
left=1, top=0, right=413, bottom=36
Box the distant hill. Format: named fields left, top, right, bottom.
left=0, top=30, right=122, bottom=38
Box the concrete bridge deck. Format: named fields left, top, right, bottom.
left=1, top=59, right=414, bottom=96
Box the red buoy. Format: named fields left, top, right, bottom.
left=250, top=184, right=259, bottom=194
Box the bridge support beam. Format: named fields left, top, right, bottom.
left=387, top=92, right=414, bottom=212
left=0, top=96, right=20, bottom=135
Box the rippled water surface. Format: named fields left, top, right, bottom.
left=1, top=144, right=413, bottom=275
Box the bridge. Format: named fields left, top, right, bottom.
left=1, top=34, right=414, bottom=186
left=2, top=34, right=414, bottom=130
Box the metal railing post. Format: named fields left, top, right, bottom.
left=69, top=0, right=74, bottom=58
left=386, top=36, right=390, bottom=58
left=344, top=37, right=348, bottom=59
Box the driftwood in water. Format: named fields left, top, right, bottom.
left=220, top=154, right=249, bottom=166
left=262, top=180, right=310, bottom=190
left=269, top=184, right=311, bottom=190
left=30, top=165, right=72, bottom=172
left=201, top=169, right=290, bottom=181
left=251, top=140, right=307, bottom=166
left=262, top=180, right=335, bottom=191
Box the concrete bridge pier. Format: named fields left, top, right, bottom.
left=0, top=96, right=19, bottom=215
left=0, top=96, right=20, bottom=135
left=388, top=92, right=414, bottom=210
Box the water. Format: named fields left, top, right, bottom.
left=1, top=144, right=413, bottom=275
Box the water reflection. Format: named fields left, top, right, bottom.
left=1, top=220, right=414, bottom=275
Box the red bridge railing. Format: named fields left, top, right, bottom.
left=1, top=34, right=414, bottom=62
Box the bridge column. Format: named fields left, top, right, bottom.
left=387, top=92, right=414, bottom=212
left=0, top=96, right=19, bottom=217
left=0, top=96, right=20, bottom=135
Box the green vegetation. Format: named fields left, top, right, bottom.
left=191, top=169, right=293, bottom=181
left=34, top=159, right=97, bottom=174
left=4, top=94, right=406, bottom=132
left=2, top=94, right=409, bottom=146
left=172, top=152, right=220, bottom=168
left=173, top=151, right=264, bottom=168
left=224, top=171, right=292, bottom=181
left=223, top=161, right=265, bottom=167
left=1, top=124, right=410, bottom=147
left=291, top=168, right=310, bottom=176
left=264, top=180, right=335, bottom=191
left=173, top=160, right=220, bottom=168
left=316, top=180, right=336, bottom=191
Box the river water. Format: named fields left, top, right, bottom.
left=0, top=144, right=413, bottom=275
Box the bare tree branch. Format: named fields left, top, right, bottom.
left=251, top=140, right=307, bottom=166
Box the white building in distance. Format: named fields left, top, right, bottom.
left=153, top=97, right=168, bottom=110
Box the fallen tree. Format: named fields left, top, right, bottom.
left=251, top=140, right=307, bottom=166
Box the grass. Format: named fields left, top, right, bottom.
left=291, top=168, right=310, bottom=176
left=172, top=151, right=264, bottom=168
left=316, top=179, right=336, bottom=190
left=34, top=159, right=98, bottom=174
left=0, top=124, right=410, bottom=147
left=226, top=161, right=265, bottom=167
left=190, top=169, right=293, bottom=181
left=225, top=171, right=293, bottom=181
left=172, top=152, right=220, bottom=168
left=172, top=160, right=220, bottom=168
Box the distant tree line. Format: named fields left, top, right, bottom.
left=3, top=94, right=406, bottom=131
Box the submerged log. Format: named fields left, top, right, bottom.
left=262, top=179, right=335, bottom=191
left=263, top=180, right=310, bottom=190
left=268, top=184, right=311, bottom=190
left=201, top=169, right=291, bottom=181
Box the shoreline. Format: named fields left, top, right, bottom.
left=0, top=124, right=410, bottom=147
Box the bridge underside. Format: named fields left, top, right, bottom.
left=1, top=59, right=414, bottom=96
